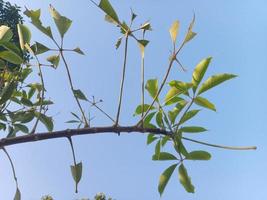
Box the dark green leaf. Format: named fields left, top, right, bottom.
left=0, top=122, right=6, bottom=130
left=192, top=57, right=212, bottom=92
left=180, top=126, right=207, bottom=133
left=194, top=96, right=216, bottom=111
left=66, top=120, right=80, bottom=124
left=0, top=82, right=16, bottom=105
left=198, top=73, right=237, bottom=95
left=20, top=112, right=35, bottom=123
left=147, top=133, right=158, bottom=145
left=178, top=164, right=195, bottom=193
left=99, top=0, right=119, bottom=23
left=31, top=42, right=50, bottom=55
left=143, top=112, right=156, bottom=128
left=134, top=104, right=155, bottom=116
left=186, top=151, right=211, bottom=160
left=158, top=164, right=178, bottom=196
left=152, top=152, right=177, bottom=161
left=21, top=97, right=33, bottom=107
left=35, top=112, right=53, bottom=131
left=73, top=47, right=85, bottom=55
left=0, top=50, right=23, bottom=64
left=49, top=5, right=72, bottom=38
left=73, top=89, right=88, bottom=101
left=14, top=124, right=29, bottom=133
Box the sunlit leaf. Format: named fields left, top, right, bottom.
left=194, top=96, right=216, bottom=111
left=145, top=79, right=158, bottom=102
left=198, top=73, right=237, bottom=95
left=0, top=50, right=23, bottom=64
left=169, top=20, right=180, bottom=44
left=49, top=5, right=72, bottom=38
left=167, top=100, right=187, bottom=124
left=183, top=14, right=196, bottom=43
left=134, top=104, right=155, bottom=116
left=178, top=164, right=195, bottom=193
left=47, top=54, right=60, bottom=68
left=179, top=109, right=200, bottom=125
left=0, top=25, right=13, bottom=42
left=17, top=24, right=31, bottom=50
left=192, top=57, right=212, bottom=92
left=158, top=164, right=178, bottom=196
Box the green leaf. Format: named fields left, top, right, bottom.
left=145, top=79, right=158, bottom=101
left=138, top=40, right=149, bottom=58
left=198, top=73, right=237, bottom=95
left=73, top=47, right=85, bottom=55
left=0, top=25, right=13, bottom=42
left=73, top=89, right=88, bottom=101
left=34, top=100, right=54, bottom=106
left=168, top=80, right=193, bottom=97
left=180, top=126, right=207, bottom=133
left=0, top=50, right=23, bottom=64
left=164, top=96, right=184, bottom=106
left=20, top=112, right=35, bottom=123
left=186, top=151, right=211, bottom=160
left=47, top=54, right=60, bottom=68
left=194, top=96, right=216, bottom=111
left=192, top=57, right=212, bottom=92
left=14, top=188, right=21, bottom=200
left=24, top=8, right=53, bottom=39
left=35, top=112, right=53, bottom=131
left=168, top=101, right=188, bottom=124
left=169, top=20, right=180, bottom=44
left=0, top=122, right=6, bottom=130
left=156, top=111, right=164, bottom=128
left=21, top=97, right=33, bottom=107
left=183, top=14, right=196, bottom=43
left=99, top=0, right=119, bottom=23
left=158, top=164, right=178, bottom=196
left=17, top=24, right=31, bottom=50
left=155, top=140, right=161, bottom=158
left=140, top=22, right=152, bottom=31
left=179, top=109, right=200, bottom=125
left=66, top=120, right=80, bottom=124
left=0, top=82, right=16, bottom=105
left=147, top=133, right=158, bottom=145
left=152, top=152, right=177, bottom=161
left=115, top=37, right=122, bottom=49
left=14, top=124, right=29, bottom=133
left=1, top=42, right=22, bottom=56
left=49, top=5, right=72, bottom=38
left=143, top=112, right=156, bottom=128
left=178, top=164, right=195, bottom=193
left=31, top=42, right=50, bottom=55
left=134, top=104, right=155, bottom=116
left=71, top=162, right=83, bottom=190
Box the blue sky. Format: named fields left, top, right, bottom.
left=0, top=0, right=266, bottom=199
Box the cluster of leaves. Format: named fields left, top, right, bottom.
left=133, top=19, right=236, bottom=195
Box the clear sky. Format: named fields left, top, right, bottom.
left=0, top=0, right=266, bottom=199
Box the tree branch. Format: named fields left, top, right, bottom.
left=0, top=126, right=256, bottom=151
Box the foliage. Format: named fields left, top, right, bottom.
left=0, top=0, right=255, bottom=199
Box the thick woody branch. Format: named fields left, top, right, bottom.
left=0, top=126, right=256, bottom=151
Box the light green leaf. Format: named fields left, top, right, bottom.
left=49, top=5, right=72, bottom=38
left=99, top=0, right=119, bottom=23
left=194, top=96, right=216, bottom=111
left=134, top=104, right=155, bottom=116
left=14, top=188, right=21, bottom=200
left=152, top=152, right=177, bottom=161
left=168, top=100, right=187, bottom=124
left=0, top=25, right=13, bottom=42
left=186, top=151, right=211, bottom=160
left=31, top=42, right=50, bottom=55
left=47, top=54, right=60, bottom=68
left=158, top=164, right=178, bottom=196
left=73, top=47, right=85, bottom=55
left=164, top=96, right=184, bottom=106
left=0, top=50, right=23, bottom=64
left=179, top=109, right=200, bottom=125
left=180, top=126, right=207, bottom=133
left=183, top=14, right=196, bottom=43
left=17, top=24, right=31, bottom=50
left=198, top=73, right=237, bottom=95
left=145, top=79, right=158, bottom=101
left=73, top=89, right=88, bottom=101
left=71, top=162, right=83, bottom=184
left=169, top=20, right=180, bottom=44
left=178, top=164, right=195, bottom=193
left=24, top=8, right=53, bottom=39
left=192, top=57, right=212, bottom=92
left=140, top=22, right=152, bottom=31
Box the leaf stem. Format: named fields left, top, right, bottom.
left=2, top=147, right=18, bottom=188
left=115, top=34, right=129, bottom=126
left=67, top=137, right=78, bottom=193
